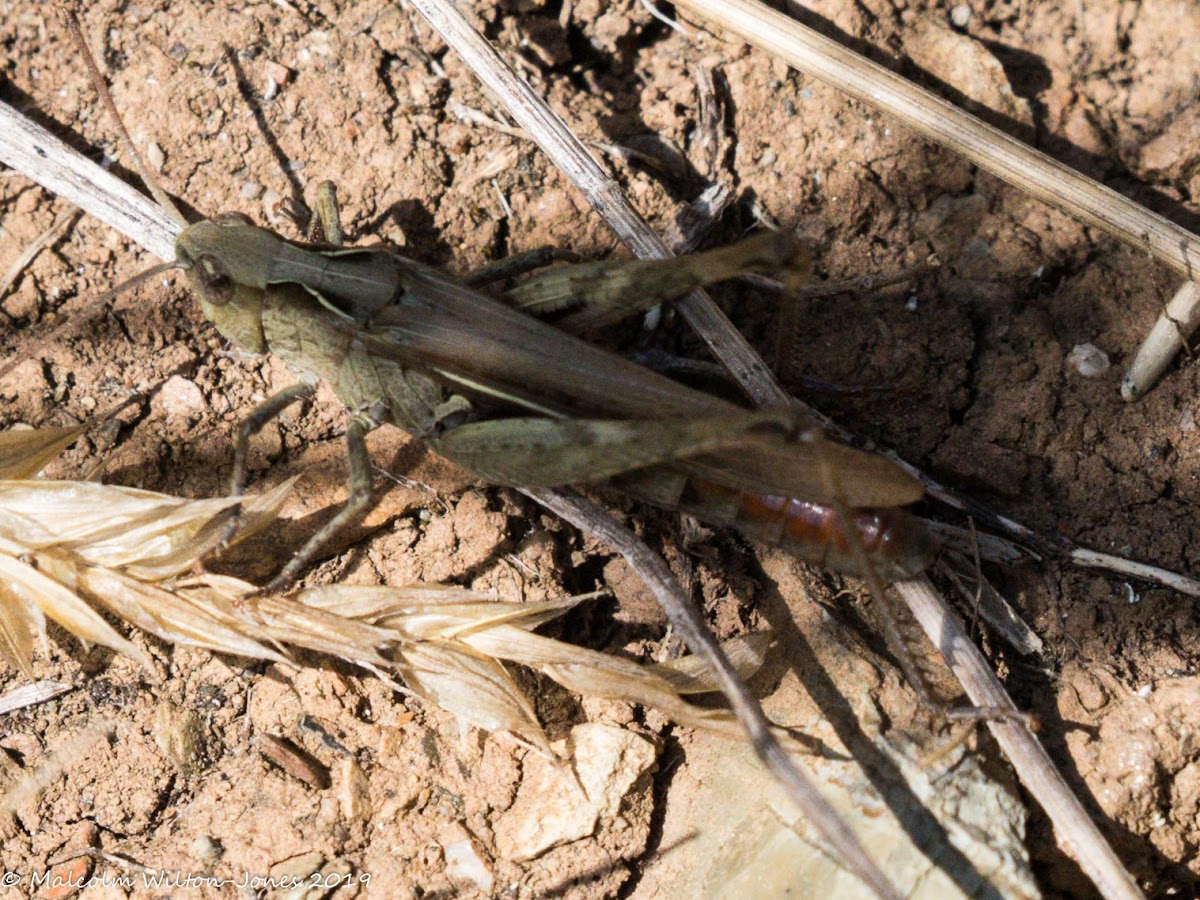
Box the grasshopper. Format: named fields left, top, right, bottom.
left=56, top=13, right=935, bottom=599
left=179, top=209, right=935, bottom=592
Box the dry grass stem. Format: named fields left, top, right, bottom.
left=912, top=461, right=1200, bottom=596
left=1121, top=281, right=1200, bottom=400
left=937, top=556, right=1044, bottom=656
left=0, top=679, right=72, bottom=715
left=0, top=101, right=177, bottom=261
left=0, top=427, right=778, bottom=759
left=895, top=576, right=1143, bottom=900
left=1069, top=548, right=1200, bottom=596
left=522, top=486, right=902, bottom=900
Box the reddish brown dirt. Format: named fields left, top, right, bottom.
left=3, top=0, right=1200, bottom=896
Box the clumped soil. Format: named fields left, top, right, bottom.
left=3, top=0, right=1200, bottom=896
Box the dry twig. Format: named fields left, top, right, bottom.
left=896, top=577, right=1141, bottom=900
left=0, top=205, right=81, bottom=310
left=523, top=487, right=898, bottom=898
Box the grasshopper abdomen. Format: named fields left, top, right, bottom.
left=675, top=477, right=936, bottom=579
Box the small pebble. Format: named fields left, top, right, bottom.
left=1067, top=343, right=1111, bottom=377
left=190, top=834, right=224, bottom=865
left=42, top=822, right=99, bottom=900
left=441, top=824, right=495, bottom=893
left=42, top=854, right=92, bottom=900
left=156, top=375, right=207, bottom=419
left=262, top=60, right=292, bottom=86
left=253, top=732, right=331, bottom=789
left=262, top=189, right=286, bottom=228
left=146, top=141, right=165, bottom=172
left=240, top=181, right=264, bottom=201
left=337, top=757, right=372, bottom=822
left=950, top=3, right=972, bottom=27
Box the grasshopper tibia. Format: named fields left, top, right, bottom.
left=267, top=416, right=375, bottom=593
left=501, top=230, right=811, bottom=332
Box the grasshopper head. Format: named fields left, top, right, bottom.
left=175, top=215, right=278, bottom=354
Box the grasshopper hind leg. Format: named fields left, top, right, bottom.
left=500, top=231, right=811, bottom=334
left=810, top=435, right=1031, bottom=731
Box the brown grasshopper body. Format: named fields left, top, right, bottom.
left=175, top=214, right=935, bottom=587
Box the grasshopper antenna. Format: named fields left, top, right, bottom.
left=0, top=260, right=185, bottom=383
left=60, top=5, right=190, bottom=231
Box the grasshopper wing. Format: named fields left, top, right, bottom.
left=338, top=260, right=922, bottom=508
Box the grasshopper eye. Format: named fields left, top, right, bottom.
left=196, top=253, right=235, bottom=306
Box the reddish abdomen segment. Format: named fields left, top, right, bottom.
left=679, top=477, right=937, bottom=580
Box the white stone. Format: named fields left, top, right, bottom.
left=1067, top=343, right=1111, bottom=377
left=441, top=823, right=495, bottom=892
left=495, top=723, right=657, bottom=861
left=155, top=375, right=206, bottom=419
